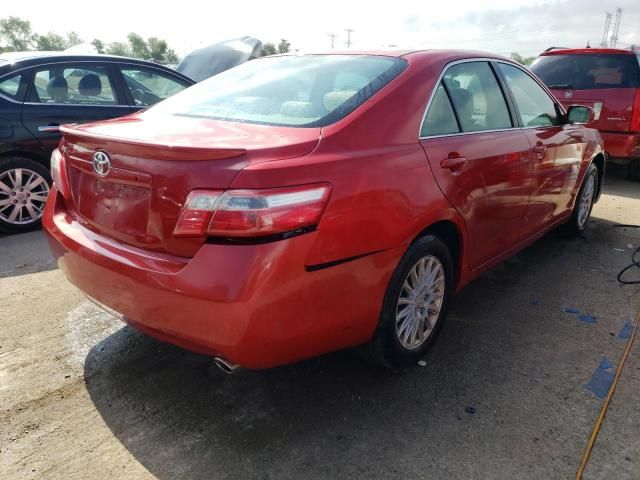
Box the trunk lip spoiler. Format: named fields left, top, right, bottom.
left=59, top=124, right=247, bottom=161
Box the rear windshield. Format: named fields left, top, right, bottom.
left=531, top=54, right=640, bottom=90
left=149, top=55, right=408, bottom=127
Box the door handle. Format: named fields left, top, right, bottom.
left=440, top=156, right=468, bottom=171
left=37, top=124, right=60, bottom=133
left=532, top=145, right=547, bottom=155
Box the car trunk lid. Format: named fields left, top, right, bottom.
left=59, top=113, right=320, bottom=257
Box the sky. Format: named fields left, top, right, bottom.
left=6, top=0, right=640, bottom=58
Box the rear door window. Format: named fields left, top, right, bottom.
left=420, top=84, right=460, bottom=137
left=440, top=61, right=512, bottom=133
left=30, top=65, right=118, bottom=105
left=498, top=63, right=562, bottom=127
left=0, top=73, right=26, bottom=101
left=531, top=54, right=640, bottom=89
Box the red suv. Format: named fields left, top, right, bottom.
left=531, top=46, right=640, bottom=179
left=44, top=51, right=605, bottom=371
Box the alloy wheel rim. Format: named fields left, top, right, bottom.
left=577, top=175, right=595, bottom=228
left=0, top=168, right=50, bottom=225
left=395, top=255, right=446, bottom=350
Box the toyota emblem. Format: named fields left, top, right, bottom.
left=92, top=151, right=111, bottom=177
left=564, top=90, right=573, bottom=99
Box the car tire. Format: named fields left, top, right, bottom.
left=0, top=157, right=52, bottom=234
left=562, top=163, right=599, bottom=237
left=628, top=159, right=640, bottom=182
left=365, top=234, right=454, bottom=369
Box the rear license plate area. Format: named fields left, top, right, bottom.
left=76, top=173, right=150, bottom=236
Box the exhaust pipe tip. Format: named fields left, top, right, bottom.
left=213, top=357, right=240, bottom=374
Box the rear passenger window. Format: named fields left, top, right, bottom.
left=0, top=73, right=25, bottom=101
left=498, top=63, right=561, bottom=127
left=31, top=65, right=117, bottom=105
left=421, top=84, right=460, bottom=137
left=442, top=62, right=512, bottom=133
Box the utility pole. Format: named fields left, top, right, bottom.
left=345, top=28, right=354, bottom=48
left=600, top=12, right=612, bottom=47
left=610, top=8, right=622, bottom=48
left=327, top=33, right=337, bottom=49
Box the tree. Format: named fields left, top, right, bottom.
left=34, top=32, right=66, bottom=51
left=510, top=52, right=536, bottom=66
left=91, top=38, right=105, bottom=54
left=164, top=48, right=178, bottom=64
left=277, top=38, right=290, bottom=54
left=0, top=16, right=34, bottom=51
left=106, top=41, right=131, bottom=56
left=261, top=42, right=277, bottom=56
left=147, top=37, right=167, bottom=61
left=127, top=32, right=150, bottom=59
left=147, top=37, right=178, bottom=63
left=66, top=31, right=83, bottom=48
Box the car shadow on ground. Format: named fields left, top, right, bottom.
left=602, top=165, right=640, bottom=201
left=0, top=229, right=57, bottom=278
left=82, top=212, right=638, bottom=479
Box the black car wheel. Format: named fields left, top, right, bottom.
left=562, top=163, right=599, bottom=237
left=0, top=157, right=51, bottom=234
left=365, top=234, right=454, bottom=369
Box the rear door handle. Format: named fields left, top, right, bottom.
left=533, top=145, right=547, bottom=154
left=37, top=124, right=60, bottom=133
left=440, top=156, right=468, bottom=170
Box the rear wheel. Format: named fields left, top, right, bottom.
left=366, top=234, right=454, bottom=369
left=562, top=163, right=598, bottom=237
left=0, top=157, right=51, bottom=234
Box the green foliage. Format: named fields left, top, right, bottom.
left=510, top=52, right=536, bottom=66
left=261, top=42, right=277, bottom=57
left=277, top=38, right=290, bottom=54
left=91, top=39, right=105, bottom=54
left=147, top=37, right=178, bottom=63
left=262, top=39, right=291, bottom=56
left=34, top=32, right=66, bottom=51
left=0, top=16, right=34, bottom=51
left=127, top=33, right=150, bottom=59
left=34, top=31, right=83, bottom=51
left=106, top=41, right=131, bottom=57
left=0, top=16, right=179, bottom=63
left=66, top=31, right=83, bottom=48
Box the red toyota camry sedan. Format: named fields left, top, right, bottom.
left=43, top=50, right=605, bottom=371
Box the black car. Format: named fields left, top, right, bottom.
left=0, top=52, right=195, bottom=233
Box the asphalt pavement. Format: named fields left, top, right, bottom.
left=1, top=168, right=639, bottom=479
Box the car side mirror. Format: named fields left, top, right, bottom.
left=566, top=105, right=593, bottom=124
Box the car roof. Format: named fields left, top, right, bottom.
left=275, top=49, right=513, bottom=63
left=0, top=51, right=194, bottom=82
left=540, top=47, right=636, bottom=56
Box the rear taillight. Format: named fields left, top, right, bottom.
left=631, top=89, right=640, bottom=132
left=173, top=184, right=332, bottom=238
left=50, top=148, right=70, bottom=198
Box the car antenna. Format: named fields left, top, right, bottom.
left=586, top=41, right=591, bottom=48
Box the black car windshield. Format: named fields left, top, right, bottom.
left=149, top=55, right=408, bottom=127
left=531, top=53, right=640, bottom=90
